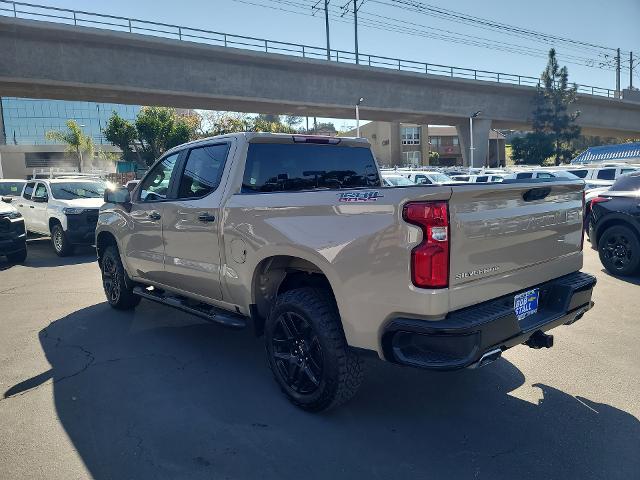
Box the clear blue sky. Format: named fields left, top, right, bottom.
left=22, top=0, right=640, bottom=129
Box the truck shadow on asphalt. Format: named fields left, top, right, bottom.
left=4, top=301, right=639, bottom=480
left=0, top=237, right=95, bottom=271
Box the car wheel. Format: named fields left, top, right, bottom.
left=7, top=247, right=27, bottom=263
left=598, top=225, right=640, bottom=276
left=265, top=287, right=363, bottom=412
left=101, top=245, right=141, bottom=310
left=51, top=223, right=74, bottom=257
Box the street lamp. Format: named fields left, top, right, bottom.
left=355, top=97, right=364, bottom=137
left=469, top=110, right=481, bottom=167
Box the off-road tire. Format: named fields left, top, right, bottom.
left=7, top=247, right=27, bottom=263
left=101, top=245, right=141, bottom=310
left=598, top=225, right=640, bottom=276
left=265, top=287, right=363, bottom=412
left=51, top=223, right=74, bottom=257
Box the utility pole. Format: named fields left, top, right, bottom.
left=324, top=0, right=331, bottom=60
left=616, top=48, right=621, bottom=98
left=630, top=51, right=634, bottom=89
left=353, top=0, right=359, bottom=64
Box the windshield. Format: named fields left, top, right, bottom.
left=553, top=171, right=580, bottom=179
left=384, top=175, right=415, bottom=186
left=610, top=174, right=640, bottom=192
left=428, top=173, right=453, bottom=183
left=50, top=182, right=106, bottom=200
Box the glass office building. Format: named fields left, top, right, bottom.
left=0, top=97, right=140, bottom=145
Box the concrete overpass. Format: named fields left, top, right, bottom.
left=1, top=16, right=640, bottom=166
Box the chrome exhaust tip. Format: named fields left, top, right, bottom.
left=470, top=348, right=502, bottom=369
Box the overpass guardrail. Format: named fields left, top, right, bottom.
left=0, top=0, right=618, bottom=99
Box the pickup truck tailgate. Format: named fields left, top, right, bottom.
left=448, top=181, right=584, bottom=289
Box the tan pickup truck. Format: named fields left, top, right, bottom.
left=96, top=133, right=596, bottom=411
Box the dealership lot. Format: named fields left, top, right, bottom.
left=0, top=239, right=638, bottom=480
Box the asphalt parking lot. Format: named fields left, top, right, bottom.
left=0, top=238, right=639, bottom=480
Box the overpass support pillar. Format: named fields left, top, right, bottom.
left=390, top=121, right=402, bottom=166
left=456, top=118, right=492, bottom=168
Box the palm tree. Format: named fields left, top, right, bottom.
left=46, top=120, right=94, bottom=172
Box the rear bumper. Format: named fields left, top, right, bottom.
left=382, top=271, right=596, bottom=370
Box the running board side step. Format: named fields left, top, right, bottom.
left=133, top=286, right=247, bottom=329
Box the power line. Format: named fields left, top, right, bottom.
left=244, top=0, right=621, bottom=71
left=374, top=0, right=628, bottom=57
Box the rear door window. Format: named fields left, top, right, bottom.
left=516, top=172, right=533, bottom=179
left=23, top=182, right=35, bottom=200
left=597, top=169, right=616, bottom=180
left=570, top=169, right=588, bottom=178
left=475, top=176, right=489, bottom=182
left=242, top=143, right=380, bottom=192
left=177, top=143, right=229, bottom=199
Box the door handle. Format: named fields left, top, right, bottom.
left=148, top=211, right=161, bottom=221
left=18, top=204, right=24, bottom=207
left=29, top=205, right=35, bottom=209
left=197, top=213, right=216, bottom=223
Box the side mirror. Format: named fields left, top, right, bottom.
left=104, top=186, right=131, bottom=205
left=1, top=196, right=13, bottom=203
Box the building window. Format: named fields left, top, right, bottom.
left=401, top=127, right=420, bottom=145
left=429, top=136, right=441, bottom=147
left=452, top=137, right=459, bottom=146
left=402, top=150, right=422, bottom=166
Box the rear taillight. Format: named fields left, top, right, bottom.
left=589, top=196, right=611, bottom=208
left=403, top=201, right=449, bottom=288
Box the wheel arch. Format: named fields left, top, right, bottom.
left=595, top=215, right=640, bottom=246
left=250, top=254, right=342, bottom=337
left=96, top=230, right=119, bottom=267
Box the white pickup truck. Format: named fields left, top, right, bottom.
left=97, top=133, right=597, bottom=411
left=14, top=178, right=105, bottom=256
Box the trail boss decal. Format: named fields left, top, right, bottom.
left=337, top=191, right=383, bottom=202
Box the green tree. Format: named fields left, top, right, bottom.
left=284, top=115, right=303, bottom=128
left=512, top=49, right=581, bottom=165
left=511, top=133, right=554, bottom=165
left=45, top=120, right=94, bottom=172
left=103, top=112, right=140, bottom=163
left=104, top=107, right=199, bottom=167
left=532, top=49, right=581, bottom=165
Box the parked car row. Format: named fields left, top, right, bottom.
left=0, top=177, right=106, bottom=260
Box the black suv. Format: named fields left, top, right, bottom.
left=588, top=171, right=640, bottom=276
left=0, top=198, right=27, bottom=263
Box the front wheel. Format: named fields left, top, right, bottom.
left=101, top=245, right=141, bottom=310
left=265, top=287, right=363, bottom=412
left=598, top=225, right=640, bottom=276
left=51, top=223, right=74, bottom=257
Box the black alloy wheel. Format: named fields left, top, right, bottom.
left=265, top=287, right=363, bottom=412
left=598, top=225, right=640, bottom=276
left=271, top=311, right=323, bottom=395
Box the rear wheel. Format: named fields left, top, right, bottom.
left=101, top=245, right=141, bottom=310
left=7, top=247, right=27, bottom=263
left=265, top=287, right=363, bottom=412
left=598, top=225, right=640, bottom=276
left=51, top=223, right=74, bottom=257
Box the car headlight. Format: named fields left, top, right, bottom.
left=63, top=207, right=85, bottom=215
